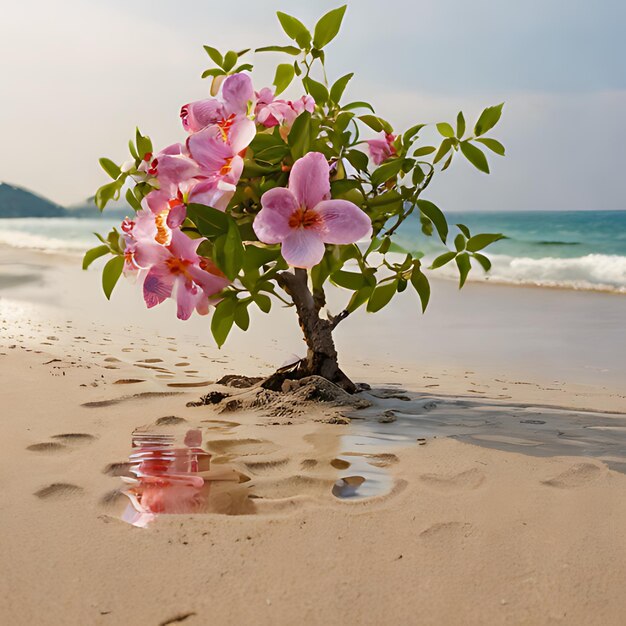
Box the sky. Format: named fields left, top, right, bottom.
left=1, top=0, right=625, bottom=211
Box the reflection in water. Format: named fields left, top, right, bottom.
left=120, top=430, right=252, bottom=527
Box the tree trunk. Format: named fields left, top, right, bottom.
left=261, top=269, right=357, bottom=393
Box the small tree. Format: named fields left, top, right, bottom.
left=84, top=6, right=505, bottom=393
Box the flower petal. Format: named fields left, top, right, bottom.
left=289, top=152, right=330, bottom=210
left=222, top=73, right=254, bottom=115
left=180, top=99, right=224, bottom=132
left=175, top=280, right=199, bottom=320
left=280, top=229, right=326, bottom=268
left=168, top=229, right=201, bottom=261
left=253, top=188, right=299, bottom=243
left=143, top=266, right=174, bottom=309
left=187, top=264, right=229, bottom=296
left=314, top=199, right=373, bottom=244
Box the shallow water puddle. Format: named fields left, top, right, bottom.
left=118, top=430, right=252, bottom=527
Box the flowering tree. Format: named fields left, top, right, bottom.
left=84, top=6, right=505, bottom=392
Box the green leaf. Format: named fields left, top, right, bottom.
left=371, top=158, right=404, bottom=186
left=213, top=220, right=244, bottom=280
left=456, top=252, right=471, bottom=288
left=473, top=252, right=492, bottom=272
left=410, top=268, right=430, bottom=313
left=342, top=101, right=375, bottom=113
left=345, top=150, right=369, bottom=172
left=234, top=301, right=250, bottom=331
left=412, top=146, right=436, bottom=157
left=255, top=45, right=301, bottom=55
left=474, top=103, right=504, bottom=136
left=331, top=270, right=366, bottom=291
left=276, top=11, right=311, bottom=48
left=456, top=112, right=466, bottom=139
left=347, top=285, right=373, bottom=312
left=273, top=63, right=295, bottom=95
left=456, top=223, right=471, bottom=238
left=288, top=111, right=311, bottom=159
left=460, top=141, right=489, bottom=173
left=430, top=251, right=456, bottom=270
left=436, top=122, right=455, bottom=138
left=201, top=68, right=225, bottom=79
left=101, top=256, right=124, bottom=300
left=95, top=181, right=120, bottom=210
left=203, top=46, right=223, bottom=67
left=367, top=280, right=398, bottom=313
left=313, top=5, right=347, bottom=48
left=186, top=203, right=230, bottom=238
left=416, top=199, right=448, bottom=243
left=330, top=72, right=353, bottom=103
left=403, top=124, right=426, bottom=146
left=99, top=158, right=120, bottom=180
left=128, top=140, right=138, bottom=160
left=222, top=50, right=238, bottom=72
left=135, top=128, right=152, bottom=159
left=433, top=138, right=453, bottom=164
left=466, top=233, right=505, bottom=252
left=358, top=114, right=390, bottom=133
left=82, top=245, right=110, bottom=270
left=211, top=298, right=236, bottom=348
left=125, top=188, right=142, bottom=212
left=303, top=76, right=328, bottom=104
left=253, top=293, right=271, bottom=313
left=475, top=137, right=505, bottom=156
left=454, top=233, right=466, bottom=251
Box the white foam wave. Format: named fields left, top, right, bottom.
left=0, top=229, right=88, bottom=252
left=436, top=253, right=626, bottom=293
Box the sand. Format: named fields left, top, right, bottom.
left=1, top=245, right=626, bottom=625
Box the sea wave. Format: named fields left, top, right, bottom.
left=0, top=229, right=88, bottom=252
left=435, top=253, right=626, bottom=293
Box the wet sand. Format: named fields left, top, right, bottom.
left=1, top=245, right=626, bottom=625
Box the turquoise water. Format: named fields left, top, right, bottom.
left=0, top=210, right=625, bottom=292
left=395, top=210, right=626, bottom=292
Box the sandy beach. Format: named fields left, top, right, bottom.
left=1, top=245, right=626, bottom=625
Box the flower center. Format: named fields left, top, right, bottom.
left=165, top=257, right=192, bottom=278
left=220, top=157, right=233, bottom=176
left=154, top=211, right=172, bottom=246
left=217, top=113, right=236, bottom=143
left=288, top=207, right=322, bottom=229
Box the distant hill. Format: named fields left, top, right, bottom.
left=0, top=183, right=132, bottom=219
left=0, top=183, right=66, bottom=218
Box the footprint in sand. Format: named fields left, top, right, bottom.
left=542, top=462, right=605, bottom=489
left=100, top=489, right=127, bottom=507
left=244, top=458, right=290, bottom=474
left=420, top=468, right=485, bottom=492
left=27, top=442, right=67, bottom=453
left=207, top=438, right=279, bottom=457
left=113, top=378, right=146, bottom=385
left=52, top=433, right=95, bottom=443
left=420, top=521, right=475, bottom=540
left=34, top=483, right=84, bottom=500
left=103, top=462, right=133, bottom=477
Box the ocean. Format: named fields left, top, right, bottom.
left=0, top=210, right=625, bottom=293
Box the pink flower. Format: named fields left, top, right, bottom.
left=255, top=89, right=315, bottom=130
left=139, top=229, right=230, bottom=320
left=253, top=152, right=371, bottom=268
left=138, top=143, right=200, bottom=186
left=186, top=115, right=255, bottom=210
left=180, top=73, right=254, bottom=133
left=366, top=132, right=397, bottom=165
